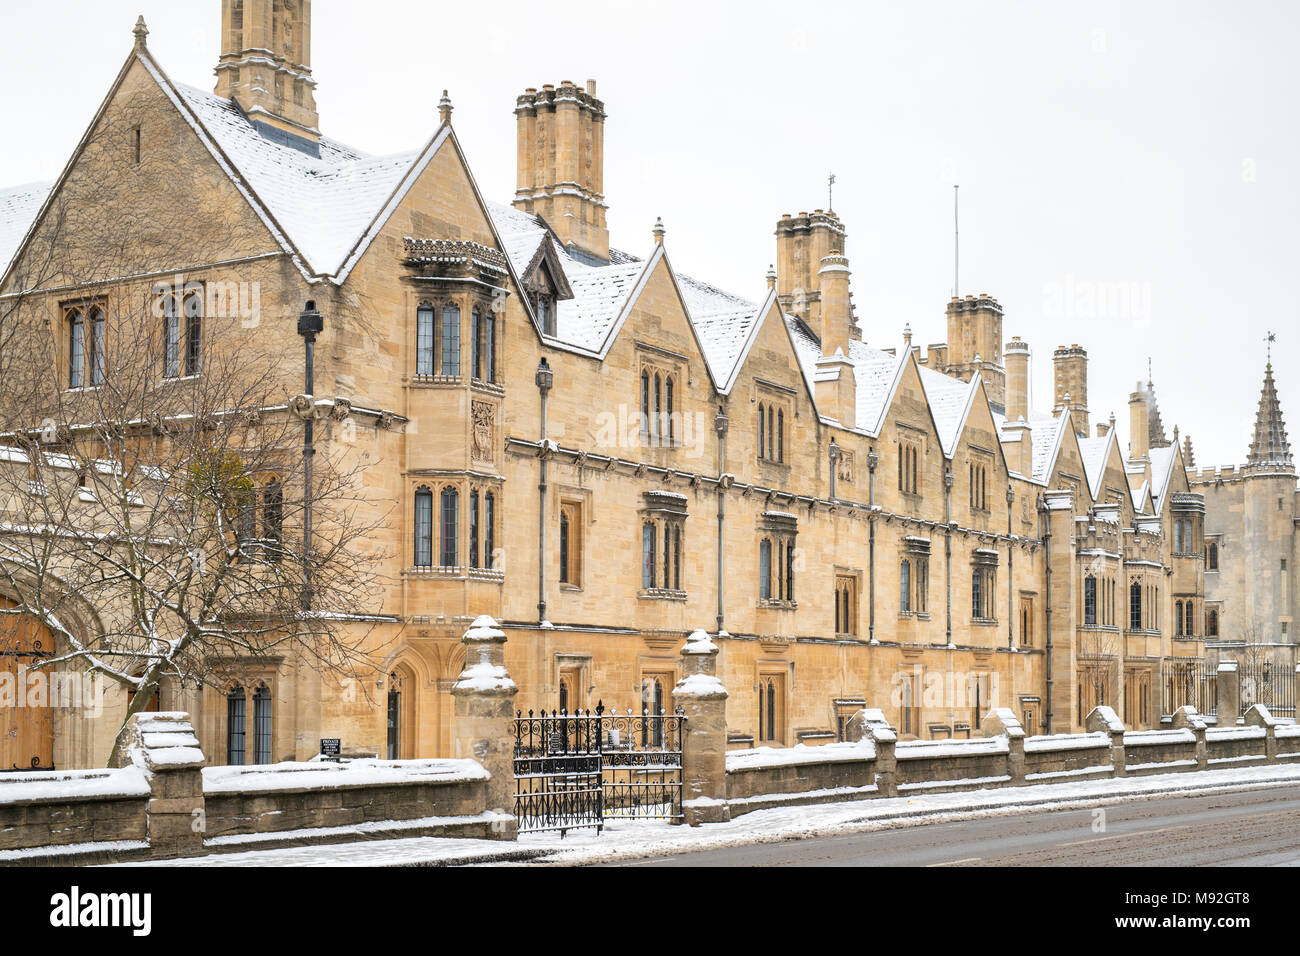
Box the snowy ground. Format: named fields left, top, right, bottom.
left=115, top=763, right=1300, bottom=867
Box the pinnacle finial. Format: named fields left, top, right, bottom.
left=653, top=217, right=665, bottom=246
left=133, top=15, right=148, bottom=50
left=438, top=90, right=453, bottom=125
left=765, top=264, right=776, bottom=289
left=903, top=323, right=912, bottom=347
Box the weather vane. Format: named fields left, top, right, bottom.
left=1267, top=330, right=1276, bottom=364
left=828, top=172, right=836, bottom=211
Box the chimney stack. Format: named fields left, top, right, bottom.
left=215, top=0, right=320, bottom=147
left=1004, top=336, right=1030, bottom=423
left=775, top=209, right=849, bottom=332
left=1052, top=344, right=1089, bottom=436
left=943, top=295, right=1006, bottom=413
left=1129, top=382, right=1150, bottom=461
left=513, top=80, right=608, bottom=260
left=817, top=251, right=853, bottom=356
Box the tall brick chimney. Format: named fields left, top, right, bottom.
left=1004, top=336, right=1030, bottom=422
left=513, top=81, right=608, bottom=261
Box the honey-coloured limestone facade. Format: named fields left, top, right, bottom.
left=0, top=3, right=1234, bottom=771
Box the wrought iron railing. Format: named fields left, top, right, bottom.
left=1238, top=660, right=1296, bottom=717
left=1161, top=659, right=1217, bottom=718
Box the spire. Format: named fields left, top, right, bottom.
left=1247, top=360, right=1293, bottom=470
left=1145, top=368, right=1170, bottom=449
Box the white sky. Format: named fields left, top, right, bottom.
left=2, top=0, right=1296, bottom=468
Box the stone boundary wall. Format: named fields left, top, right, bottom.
left=0, top=767, right=150, bottom=859
left=202, top=759, right=492, bottom=839
left=723, top=704, right=1294, bottom=817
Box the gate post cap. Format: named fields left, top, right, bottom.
left=682, top=629, right=718, bottom=655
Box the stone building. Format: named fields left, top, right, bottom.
left=0, top=2, right=1215, bottom=770
left=1189, top=358, right=1298, bottom=714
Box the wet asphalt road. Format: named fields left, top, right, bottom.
left=602, top=785, right=1300, bottom=866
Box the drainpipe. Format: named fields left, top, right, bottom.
left=867, top=448, right=878, bottom=643
left=296, top=301, right=323, bottom=612
left=944, top=470, right=955, bottom=645
left=1040, top=495, right=1054, bottom=732
left=535, top=358, right=553, bottom=623
left=1007, top=486, right=1016, bottom=650
left=714, top=405, right=729, bottom=634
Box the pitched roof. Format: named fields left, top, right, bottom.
left=169, top=81, right=425, bottom=279
left=1078, top=433, right=1112, bottom=500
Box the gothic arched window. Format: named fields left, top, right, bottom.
left=413, top=486, right=433, bottom=567
left=68, top=309, right=85, bottom=388
left=162, top=295, right=180, bottom=378
left=484, top=492, right=496, bottom=568
left=439, top=486, right=459, bottom=566
left=226, top=686, right=246, bottom=766
left=900, top=559, right=912, bottom=613
left=440, top=304, right=460, bottom=376
left=759, top=538, right=772, bottom=600
left=184, top=290, right=203, bottom=376
left=416, top=304, right=435, bottom=376
left=89, top=307, right=106, bottom=385
left=253, top=684, right=272, bottom=764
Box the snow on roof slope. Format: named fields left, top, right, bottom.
left=676, top=273, right=760, bottom=386
left=918, top=364, right=975, bottom=456
left=786, top=318, right=904, bottom=435
left=0, top=181, right=53, bottom=277
left=1078, top=434, right=1111, bottom=499
left=552, top=256, right=646, bottom=351
left=173, top=83, right=422, bottom=277
left=1029, top=414, right=1067, bottom=484
left=1148, top=444, right=1177, bottom=510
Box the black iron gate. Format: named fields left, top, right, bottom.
left=513, top=702, right=684, bottom=835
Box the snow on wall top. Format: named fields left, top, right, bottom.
left=0, top=181, right=53, bottom=278
left=173, top=83, right=422, bottom=278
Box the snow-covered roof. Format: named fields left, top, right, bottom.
left=918, top=364, right=978, bottom=457
left=1078, top=434, right=1111, bottom=500
left=1148, top=444, right=1178, bottom=511
left=786, top=318, right=906, bottom=436
left=0, top=182, right=53, bottom=278
left=170, top=82, right=424, bottom=278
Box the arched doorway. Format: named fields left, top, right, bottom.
left=387, top=663, right=417, bottom=760
left=0, top=606, right=55, bottom=771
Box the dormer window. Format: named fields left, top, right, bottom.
left=520, top=240, right=574, bottom=337
left=534, top=292, right=556, bottom=336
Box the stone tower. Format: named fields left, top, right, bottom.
left=513, top=82, right=609, bottom=261
left=943, top=295, right=1006, bottom=413
left=214, top=0, right=319, bottom=148
left=1241, top=361, right=1296, bottom=640
left=1052, top=344, right=1089, bottom=435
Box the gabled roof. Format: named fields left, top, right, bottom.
left=918, top=364, right=981, bottom=458
left=169, top=81, right=425, bottom=279
left=1148, top=444, right=1179, bottom=513
left=1078, top=433, right=1112, bottom=500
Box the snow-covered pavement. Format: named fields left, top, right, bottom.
left=116, top=763, right=1300, bottom=867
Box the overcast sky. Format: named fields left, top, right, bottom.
left=2, top=1, right=1296, bottom=468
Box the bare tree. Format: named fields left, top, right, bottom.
left=0, top=83, right=393, bottom=765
